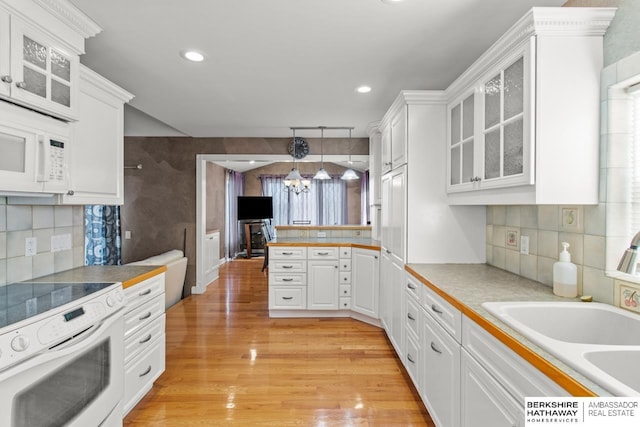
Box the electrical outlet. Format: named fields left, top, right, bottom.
left=520, top=235, right=530, bottom=255
left=25, top=237, right=37, bottom=257
left=51, top=234, right=72, bottom=252
left=561, top=207, right=583, bottom=232
left=124, top=230, right=132, bottom=239
left=317, top=231, right=327, bottom=238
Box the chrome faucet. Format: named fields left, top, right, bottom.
left=617, top=231, right=640, bottom=275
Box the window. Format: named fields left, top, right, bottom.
left=261, top=175, right=347, bottom=225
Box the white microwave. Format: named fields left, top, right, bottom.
left=0, top=101, right=70, bottom=195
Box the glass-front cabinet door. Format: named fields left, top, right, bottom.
left=0, top=9, right=10, bottom=98
left=478, top=41, right=534, bottom=190
left=9, top=18, right=78, bottom=120
left=448, top=91, right=476, bottom=192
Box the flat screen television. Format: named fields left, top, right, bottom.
left=237, top=196, right=273, bottom=220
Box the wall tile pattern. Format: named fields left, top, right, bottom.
left=0, top=197, right=85, bottom=286
left=486, top=205, right=611, bottom=302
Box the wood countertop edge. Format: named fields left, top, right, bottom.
left=404, top=265, right=597, bottom=397
left=267, top=242, right=381, bottom=251
left=122, top=266, right=167, bottom=289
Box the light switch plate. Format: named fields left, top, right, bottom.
left=25, top=237, right=37, bottom=257
left=317, top=231, right=327, bottom=238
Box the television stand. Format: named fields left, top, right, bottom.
left=244, top=221, right=264, bottom=258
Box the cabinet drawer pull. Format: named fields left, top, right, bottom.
left=282, top=265, right=294, bottom=269
left=139, top=365, right=152, bottom=377
left=282, top=296, right=293, bottom=300
left=139, top=289, right=152, bottom=296
left=407, top=353, right=415, bottom=364
left=407, top=283, right=417, bottom=290
left=374, top=255, right=378, bottom=259
left=139, top=312, right=152, bottom=321
left=343, top=264, right=348, bottom=268
left=282, top=251, right=293, bottom=255
left=431, top=304, right=443, bottom=315
left=430, top=342, right=442, bottom=354
left=139, top=334, right=152, bottom=344
left=317, top=252, right=329, bottom=256
left=281, top=278, right=294, bottom=282
left=407, top=313, right=416, bottom=321
left=385, top=249, right=392, bottom=254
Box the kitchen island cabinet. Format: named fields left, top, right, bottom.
left=267, top=240, right=381, bottom=325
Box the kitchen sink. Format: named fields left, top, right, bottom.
left=482, top=301, right=640, bottom=396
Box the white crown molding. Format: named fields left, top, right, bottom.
left=366, top=121, right=381, bottom=136
left=80, top=64, right=134, bottom=102
left=32, top=0, right=102, bottom=38
left=445, top=7, right=616, bottom=101
left=381, top=90, right=447, bottom=127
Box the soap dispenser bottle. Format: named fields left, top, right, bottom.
left=553, top=242, right=578, bottom=297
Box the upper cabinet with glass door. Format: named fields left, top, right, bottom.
left=445, top=7, right=616, bottom=205
left=0, top=0, right=101, bottom=121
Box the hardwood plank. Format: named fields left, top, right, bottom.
left=124, top=258, right=434, bottom=426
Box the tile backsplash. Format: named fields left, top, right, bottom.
left=486, top=205, right=613, bottom=303
left=0, top=197, right=85, bottom=286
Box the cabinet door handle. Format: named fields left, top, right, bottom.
left=1, top=75, right=12, bottom=83
left=282, top=296, right=293, bottom=300
left=407, top=313, right=416, bottom=321
left=282, top=265, right=294, bottom=269
left=15, top=81, right=27, bottom=89
left=281, top=278, right=294, bottom=282
left=139, top=289, right=152, bottom=296
left=407, top=283, right=417, bottom=290
left=139, top=311, right=152, bottom=321
left=374, top=255, right=378, bottom=259
left=139, top=334, right=152, bottom=344
left=407, top=353, right=415, bottom=364
left=385, top=249, right=392, bottom=254
left=139, top=365, right=152, bottom=377
left=282, top=251, right=293, bottom=255
left=431, top=304, right=443, bottom=315
left=430, top=342, right=442, bottom=355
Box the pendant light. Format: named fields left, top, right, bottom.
left=313, top=126, right=331, bottom=180
left=341, top=128, right=360, bottom=180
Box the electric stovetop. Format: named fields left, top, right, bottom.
left=0, top=282, right=117, bottom=330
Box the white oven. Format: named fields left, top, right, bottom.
left=0, top=282, right=125, bottom=427
left=0, top=100, right=69, bottom=195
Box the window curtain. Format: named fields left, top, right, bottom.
left=260, top=174, right=347, bottom=226
left=261, top=175, right=289, bottom=225
left=226, top=170, right=244, bottom=259
left=84, top=205, right=121, bottom=265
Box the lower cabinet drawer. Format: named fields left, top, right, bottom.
left=339, top=272, right=351, bottom=284
left=125, top=314, right=166, bottom=364
left=124, top=294, right=164, bottom=338
left=269, top=273, right=306, bottom=286
left=339, top=296, right=351, bottom=309
left=405, top=332, right=421, bottom=387
left=270, top=286, right=307, bottom=309
left=123, top=334, right=166, bottom=416
left=339, top=284, right=351, bottom=297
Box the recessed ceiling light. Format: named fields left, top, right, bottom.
left=181, top=50, right=205, bottom=62
left=356, top=86, right=372, bottom=93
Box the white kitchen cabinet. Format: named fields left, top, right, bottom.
left=122, top=272, right=166, bottom=416
left=390, top=106, right=407, bottom=169
left=381, top=166, right=406, bottom=265
left=446, top=8, right=615, bottom=205
left=423, top=308, right=461, bottom=427
left=0, top=0, right=100, bottom=121
left=461, top=349, right=523, bottom=427
left=62, top=65, right=133, bottom=205
left=381, top=122, right=392, bottom=175
left=269, top=246, right=307, bottom=310
left=351, top=247, right=379, bottom=318
left=339, top=247, right=352, bottom=309
left=379, top=250, right=392, bottom=334
left=307, top=259, right=340, bottom=310
left=389, top=257, right=404, bottom=356
left=367, top=124, right=382, bottom=206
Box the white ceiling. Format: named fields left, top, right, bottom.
left=69, top=0, right=566, bottom=138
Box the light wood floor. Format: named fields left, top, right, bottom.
left=124, top=258, right=434, bottom=426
